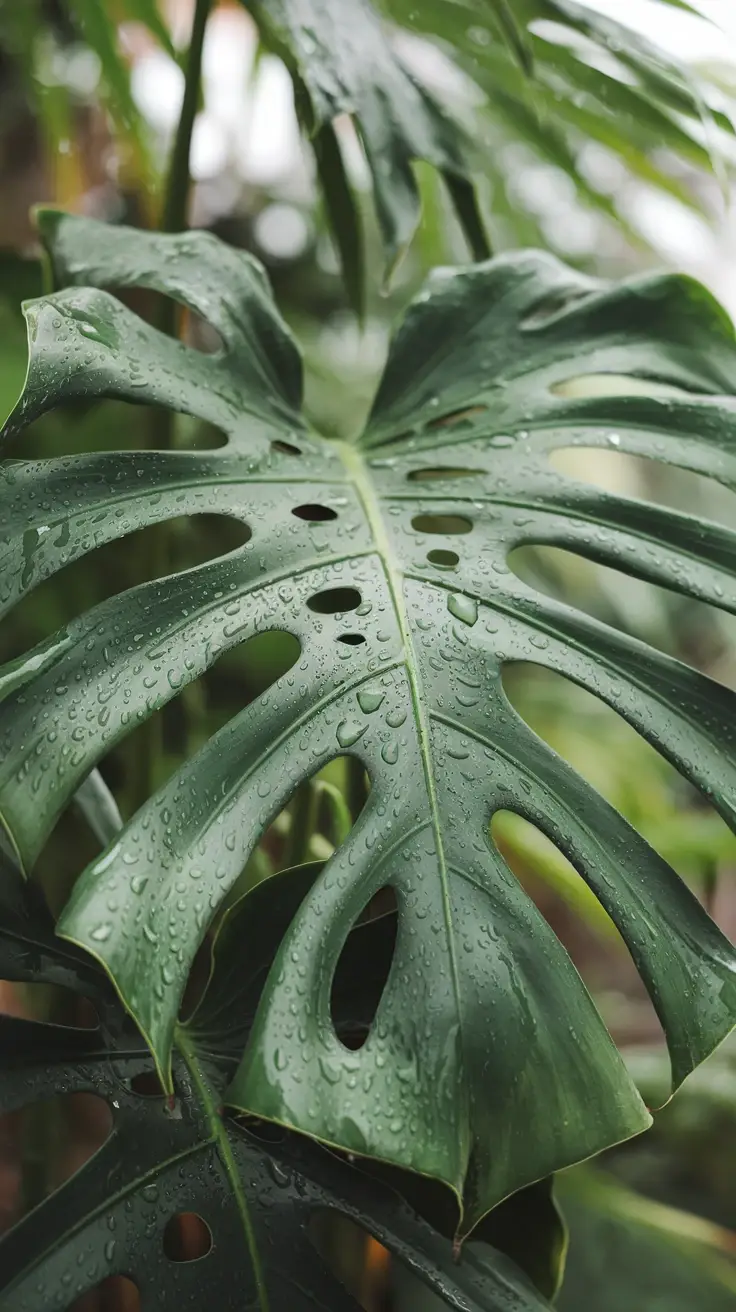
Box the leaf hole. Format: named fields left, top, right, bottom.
left=308, top=1210, right=391, bottom=1310
left=427, top=549, right=459, bottom=568
left=129, top=1068, right=167, bottom=1098
left=407, top=467, right=483, bottom=482
left=491, top=808, right=664, bottom=1051
left=307, top=586, right=362, bottom=615
left=551, top=374, right=697, bottom=400
left=68, top=1275, right=141, bottom=1311
left=292, top=503, right=338, bottom=522
left=520, top=289, right=593, bottom=330
left=2, top=1092, right=113, bottom=1231
left=549, top=446, right=736, bottom=526
left=331, top=886, right=398, bottom=1050
left=271, top=439, right=303, bottom=456
left=337, top=633, right=366, bottom=646
left=0, top=513, right=251, bottom=666
left=266, top=756, right=370, bottom=881
left=502, top=664, right=736, bottom=898
left=411, top=514, right=472, bottom=535
left=0, top=981, right=98, bottom=1028
left=101, top=286, right=224, bottom=355
left=163, top=1211, right=213, bottom=1261
left=426, top=404, right=488, bottom=430
left=3, top=399, right=227, bottom=459
left=508, top=543, right=736, bottom=684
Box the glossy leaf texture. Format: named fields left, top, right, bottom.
left=3, top=212, right=736, bottom=1236
left=0, top=865, right=551, bottom=1311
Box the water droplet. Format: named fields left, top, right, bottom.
left=447, top=594, right=478, bottom=626
left=337, top=718, right=367, bottom=748
left=358, top=690, right=385, bottom=714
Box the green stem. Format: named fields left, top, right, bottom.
left=176, top=1028, right=270, bottom=1311
left=136, top=0, right=212, bottom=812
left=161, top=0, right=212, bottom=237
left=346, top=755, right=369, bottom=824
left=284, top=782, right=316, bottom=869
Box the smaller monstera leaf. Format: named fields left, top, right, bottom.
left=0, top=866, right=551, bottom=1311
left=3, top=212, right=736, bottom=1239
left=243, top=0, right=489, bottom=287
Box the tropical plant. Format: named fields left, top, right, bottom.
left=1, top=0, right=736, bottom=1309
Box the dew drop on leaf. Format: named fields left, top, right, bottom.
left=357, top=690, right=385, bottom=714
left=336, top=718, right=368, bottom=748
left=447, top=594, right=478, bottom=626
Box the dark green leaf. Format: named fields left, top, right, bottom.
left=244, top=0, right=487, bottom=275
left=3, top=213, right=736, bottom=1237
left=0, top=874, right=549, bottom=1310
left=312, top=121, right=366, bottom=321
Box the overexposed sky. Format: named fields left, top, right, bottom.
left=592, top=0, right=736, bottom=62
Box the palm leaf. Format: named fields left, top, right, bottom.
left=2, top=212, right=736, bottom=1237
left=66, top=0, right=156, bottom=191
left=384, top=0, right=730, bottom=239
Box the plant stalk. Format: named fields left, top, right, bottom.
left=284, top=783, right=317, bottom=869
left=161, top=0, right=212, bottom=237
left=136, top=0, right=212, bottom=812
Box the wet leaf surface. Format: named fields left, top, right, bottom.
left=2, top=213, right=736, bottom=1232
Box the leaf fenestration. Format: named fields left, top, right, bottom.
left=2, top=213, right=736, bottom=1235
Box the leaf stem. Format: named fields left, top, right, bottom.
left=136, top=0, right=212, bottom=811
left=346, top=755, right=369, bottom=824
left=176, top=1027, right=270, bottom=1311
left=161, top=0, right=212, bottom=237
left=284, top=782, right=316, bottom=869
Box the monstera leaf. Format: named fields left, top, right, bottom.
left=244, top=0, right=489, bottom=276
left=2, top=211, right=736, bottom=1239
left=0, top=864, right=552, bottom=1310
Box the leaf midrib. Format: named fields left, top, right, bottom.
left=176, top=1026, right=270, bottom=1311
left=338, top=439, right=470, bottom=1190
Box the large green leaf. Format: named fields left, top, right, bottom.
left=0, top=866, right=549, bottom=1310
left=3, top=212, right=736, bottom=1236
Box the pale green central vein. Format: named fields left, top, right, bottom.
left=176, top=1026, right=269, bottom=1312
left=338, top=440, right=469, bottom=1168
